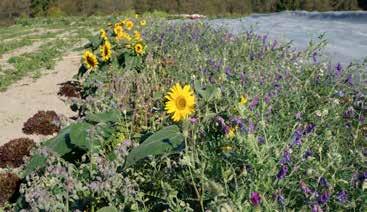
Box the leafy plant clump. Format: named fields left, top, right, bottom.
left=0, top=173, right=21, bottom=207
left=57, top=81, right=81, bottom=98
left=2, top=16, right=367, bottom=211
left=0, top=138, right=35, bottom=168
left=22, top=111, right=61, bottom=135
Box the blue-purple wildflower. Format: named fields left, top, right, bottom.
left=336, top=190, right=348, bottom=203
left=280, top=149, right=291, bottom=165
left=304, top=123, right=316, bottom=135
left=344, top=107, right=355, bottom=119
left=318, top=191, right=330, bottom=205
left=319, top=177, right=329, bottom=188
left=345, top=75, right=353, bottom=85
left=248, top=120, right=255, bottom=134
left=264, top=94, right=271, bottom=104
left=303, top=149, right=313, bottom=160
left=257, top=136, right=265, bottom=144
left=300, top=181, right=312, bottom=195
left=276, top=165, right=288, bottom=180
left=292, top=127, right=304, bottom=146
left=225, top=66, right=231, bottom=77
left=335, top=63, right=343, bottom=77
left=249, top=96, right=259, bottom=111
left=311, top=204, right=323, bottom=212
left=250, top=192, right=261, bottom=206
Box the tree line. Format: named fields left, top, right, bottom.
left=1, top=0, right=366, bottom=24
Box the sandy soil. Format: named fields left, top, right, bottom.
left=0, top=51, right=80, bottom=145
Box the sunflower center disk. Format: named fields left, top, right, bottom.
left=176, top=97, right=187, bottom=110
left=87, top=57, right=95, bottom=66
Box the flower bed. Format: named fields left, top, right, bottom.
left=1, top=15, right=366, bottom=211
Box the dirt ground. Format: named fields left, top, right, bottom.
left=0, top=51, right=80, bottom=145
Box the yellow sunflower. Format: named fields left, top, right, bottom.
left=114, top=24, right=123, bottom=36
left=134, top=31, right=142, bottom=41
left=124, top=19, right=134, bottom=30
left=140, top=20, right=147, bottom=26
left=122, top=32, right=132, bottom=41
left=239, top=95, right=248, bottom=106
left=100, top=41, right=112, bottom=62
left=226, top=127, right=236, bottom=139
left=100, top=29, right=108, bottom=41
left=82, top=50, right=98, bottom=69
left=165, top=83, right=195, bottom=122
left=134, top=43, right=145, bottom=55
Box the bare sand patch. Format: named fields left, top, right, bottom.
left=0, top=51, right=80, bottom=145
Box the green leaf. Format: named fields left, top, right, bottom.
left=21, top=154, right=47, bottom=177
left=125, top=125, right=184, bottom=166
left=200, top=85, right=220, bottom=102
left=86, top=110, right=121, bottom=124
left=97, top=206, right=118, bottom=212
left=43, top=125, right=74, bottom=156
left=69, top=122, right=93, bottom=150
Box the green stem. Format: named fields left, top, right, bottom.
left=184, top=126, right=204, bottom=212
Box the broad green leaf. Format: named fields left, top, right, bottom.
left=21, top=154, right=47, bottom=177
left=97, top=206, right=118, bottom=212
left=69, top=122, right=93, bottom=150
left=86, top=110, right=121, bottom=124
left=43, top=125, right=74, bottom=156
left=125, top=125, right=184, bottom=166
left=200, top=85, right=220, bottom=102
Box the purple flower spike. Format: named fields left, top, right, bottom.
left=248, top=120, right=255, bottom=134
left=249, top=96, right=260, bottom=111
left=344, top=107, right=355, bottom=119
left=303, top=149, right=313, bottom=160
left=225, top=66, right=231, bottom=77
left=280, top=149, right=291, bottom=165
left=264, top=94, right=271, bottom=104
left=335, top=63, right=343, bottom=77
left=319, top=177, right=329, bottom=188
left=276, top=165, right=288, bottom=180
left=311, top=204, right=323, bottom=212
left=231, top=117, right=245, bottom=130
left=250, top=192, right=261, bottom=206
left=216, top=116, right=225, bottom=126
left=345, top=75, right=353, bottom=86
left=300, top=181, right=312, bottom=195
left=277, top=194, right=285, bottom=205
left=304, top=123, right=316, bottom=135
left=257, top=136, right=265, bottom=144
left=359, top=115, right=365, bottom=124
left=318, top=191, right=330, bottom=205
left=336, top=190, right=348, bottom=203
left=292, top=127, right=303, bottom=146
